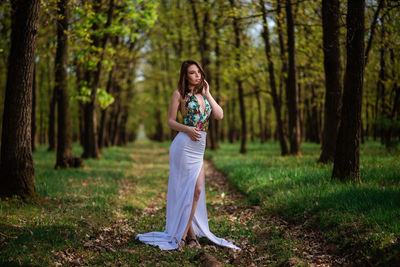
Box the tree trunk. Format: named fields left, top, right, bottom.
left=31, top=63, right=37, bottom=152
left=213, top=26, right=222, bottom=146
left=48, top=76, right=57, bottom=151
left=378, top=14, right=387, bottom=144
left=310, top=85, right=321, bottom=143
left=54, top=0, right=82, bottom=169
left=260, top=0, right=288, bottom=154
left=250, top=97, right=255, bottom=142
left=0, top=0, right=40, bottom=199
left=154, top=84, right=164, bottom=141
left=120, top=43, right=137, bottom=146
left=318, top=0, right=342, bottom=163
left=255, top=88, right=264, bottom=143
left=332, top=0, right=365, bottom=182
left=82, top=0, right=114, bottom=158
left=230, top=0, right=247, bottom=153
left=285, top=0, right=301, bottom=155
left=99, top=64, right=115, bottom=149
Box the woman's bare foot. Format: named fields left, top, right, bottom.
left=187, top=237, right=201, bottom=248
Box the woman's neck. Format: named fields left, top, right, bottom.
left=188, top=85, right=195, bottom=94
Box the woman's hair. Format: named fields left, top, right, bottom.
left=177, top=59, right=206, bottom=98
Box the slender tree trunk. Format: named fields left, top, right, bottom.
left=255, top=88, right=264, bottom=143
left=318, top=0, right=342, bottom=163
left=213, top=26, right=222, bottom=146
left=154, top=84, right=164, bottom=141
left=0, top=0, right=40, bottom=199
left=228, top=100, right=234, bottom=143
left=31, top=63, right=37, bottom=152
left=276, top=0, right=288, bottom=112
left=230, top=0, right=247, bottom=153
left=82, top=0, right=114, bottom=158
left=260, top=0, right=288, bottom=154
left=285, top=0, right=301, bottom=155
left=99, top=64, right=115, bottom=149
left=378, top=14, right=387, bottom=144
left=75, top=63, right=85, bottom=147
left=48, top=77, right=57, bottom=151
left=54, top=0, right=82, bottom=169
left=332, top=0, right=365, bottom=182
left=310, top=85, right=321, bottom=143
left=120, top=43, right=137, bottom=146
left=364, top=0, right=384, bottom=66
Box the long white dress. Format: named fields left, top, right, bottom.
left=136, top=130, right=240, bottom=250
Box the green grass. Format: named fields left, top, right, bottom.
left=0, top=140, right=263, bottom=266
left=2, top=139, right=398, bottom=265
left=206, top=140, right=400, bottom=265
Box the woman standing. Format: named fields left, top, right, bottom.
left=136, top=59, right=240, bottom=250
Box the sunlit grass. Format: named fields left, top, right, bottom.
left=206, top=140, right=400, bottom=263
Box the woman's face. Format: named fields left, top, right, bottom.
left=186, top=64, right=201, bottom=86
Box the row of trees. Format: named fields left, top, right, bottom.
left=0, top=0, right=399, bottom=199
left=0, top=0, right=157, bottom=198
left=139, top=0, right=399, bottom=181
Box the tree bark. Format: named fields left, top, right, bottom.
left=260, top=0, right=288, bottom=154
left=54, top=0, right=82, bottom=169
left=318, top=0, right=342, bottom=163
left=0, top=0, right=40, bottom=199
left=332, top=0, right=365, bottom=182
left=285, top=0, right=301, bottom=155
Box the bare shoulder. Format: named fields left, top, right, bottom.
left=172, top=89, right=181, bottom=98
left=172, top=89, right=181, bottom=99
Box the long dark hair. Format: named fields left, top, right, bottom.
left=177, top=59, right=206, bottom=99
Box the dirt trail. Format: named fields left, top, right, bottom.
left=204, top=159, right=350, bottom=267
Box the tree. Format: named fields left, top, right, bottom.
left=229, top=0, right=247, bottom=154
left=332, top=0, right=365, bottom=182
left=0, top=0, right=41, bottom=198
left=54, top=0, right=83, bottom=169
left=31, top=63, right=38, bottom=152
left=285, top=0, right=301, bottom=155
left=259, top=0, right=288, bottom=155
left=82, top=0, right=115, bottom=159
left=318, top=0, right=342, bottom=163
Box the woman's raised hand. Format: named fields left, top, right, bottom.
left=185, top=126, right=201, bottom=141
left=202, top=80, right=210, bottom=97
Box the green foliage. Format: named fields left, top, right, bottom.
left=71, top=82, right=115, bottom=110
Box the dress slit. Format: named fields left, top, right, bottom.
left=136, top=131, right=240, bottom=250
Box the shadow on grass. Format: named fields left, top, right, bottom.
left=0, top=223, right=77, bottom=265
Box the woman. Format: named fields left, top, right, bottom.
left=136, top=59, right=240, bottom=250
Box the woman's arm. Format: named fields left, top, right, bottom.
left=167, top=90, right=201, bottom=141
left=203, top=80, right=223, bottom=120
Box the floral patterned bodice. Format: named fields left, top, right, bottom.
left=183, top=92, right=212, bottom=132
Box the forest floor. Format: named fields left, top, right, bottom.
left=0, top=139, right=398, bottom=266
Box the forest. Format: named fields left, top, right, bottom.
left=0, top=0, right=399, bottom=266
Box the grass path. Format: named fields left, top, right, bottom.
left=1, top=139, right=351, bottom=266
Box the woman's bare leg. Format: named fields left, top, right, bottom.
left=187, top=224, right=195, bottom=239
left=182, top=165, right=205, bottom=240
